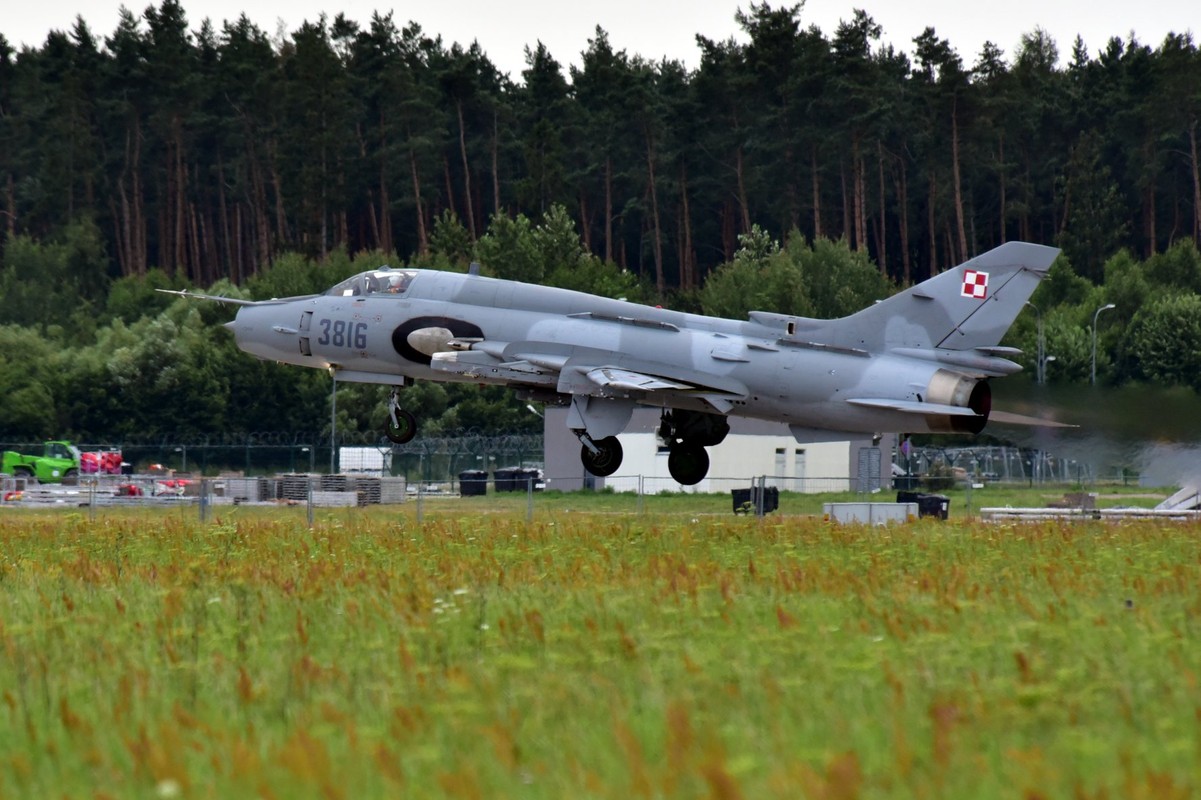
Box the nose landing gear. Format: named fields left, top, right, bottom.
left=578, top=432, right=623, bottom=477
left=384, top=386, right=418, bottom=444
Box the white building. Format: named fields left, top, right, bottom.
left=543, top=407, right=895, bottom=494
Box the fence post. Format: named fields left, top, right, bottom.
left=306, top=476, right=314, bottom=528
left=526, top=476, right=533, bottom=523
left=756, top=475, right=766, bottom=518
left=638, top=475, right=644, bottom=514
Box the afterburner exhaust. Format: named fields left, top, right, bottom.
left=924, top=370, right=990, bottom=434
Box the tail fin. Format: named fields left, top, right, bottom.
left=827, top=242, right=1059, bottom=351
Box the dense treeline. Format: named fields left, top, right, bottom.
left=3, top=212, right=1201, bottom=443
left=2, top=2, right=1199, bottom=288
left=3, top=3, right=1201, bottom=444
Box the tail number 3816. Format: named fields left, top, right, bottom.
left=317, top=319, right=368, bottom=349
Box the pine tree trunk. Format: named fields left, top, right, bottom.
left=811, top=146, right=822, bottom=240
left=443, top=156, right=456, bottom=226
left=379, top=113, right=393, bottom=255
left=492, top=108, right=501, bottom=217
left=898, top=157, right=910, bottom=284
left=951, top=102, right=968, bottom=261
left=840, top=161, right=850, bottom=242
left=604, top=156, right=613, bottom=263
left=235, top=204, right=245, bottom=281
left=409, top=147, right=427, bottom=255
left=785, top=144, right=799, bottom=231
left=174, top=116, right=187, bottom=277
left=1190, top=117, right=1201, bottom=245
left=1146, top=181, right=1156, bottom=257
left=579, top=192, right=591, bottom=252
left=680, top=163, right=694, bottom=290
left=366, top=189, right=381, bottom=250
left=4, top=173, right=14, bottom=237
left=646, top=136, right=664, bottom=296
left=457, top=100, right=476, bottom=239
left=997, top=135, right=1006, bottom=245
left=217, top=154, right=233, bottom=282
left=876, top=141, right=887, bottom=275
left=735, top=145, right=751, bottom=234
left=854, top=141, right=867, bottom=252
left=927, top=173, right=938, bottom=276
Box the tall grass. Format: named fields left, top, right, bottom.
left=0, top=509, right=1196, bottom=797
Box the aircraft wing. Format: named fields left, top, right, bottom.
left=433, top=338, right=748, bottom=412
left=585, top=367, right=693, bottom=393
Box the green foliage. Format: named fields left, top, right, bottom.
left=245, top=251, right=358, bottom=300
left=1100, top=250, right=1149, bottom=326
left=428, top=209, right=473, bottom=268
left=0, top=324, right=62, bottom=437
left=1124, top=294, right=1201, bottom=390
left=700, top=233, right=889, bottom=320
left=790, top=235, right=892, bottom=318
left=1143, top=239, right=1201, bottom=295
left=1042, top=309, right=1096, bottom=383
left=104, top=268, right=183, bottom=324
left=1029, top=254, right=1093, bottom=309
left=474, top=212, right=542, bottom=283
left=0, top=220, right=111, bottom=341
left=699, top=226, right=803, bottom=319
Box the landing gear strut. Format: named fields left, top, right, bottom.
left=579, top=433, right=623, bottom=477
left=385, top=386, right=417, bottom=444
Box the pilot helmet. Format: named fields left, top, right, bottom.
left=388, top=275, right=403, bottom=291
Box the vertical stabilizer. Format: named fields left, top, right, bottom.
left=826, top=242, right=1059, bottom=352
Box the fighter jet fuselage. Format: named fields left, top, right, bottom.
left=174, top=241, right=1063, bottom=485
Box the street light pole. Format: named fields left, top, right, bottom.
left=330, top=372, right=338, bottom=473
left=1091, top=303, right=1115, bottom=385
left=1025, top=301, right=1044, bottom=384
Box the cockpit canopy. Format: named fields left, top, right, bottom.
left=327, top=268, right=417, bottom=297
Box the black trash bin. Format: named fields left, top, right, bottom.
left=897, top=490, right=949, bottom=519
left=459, top=470, right=488, bottom=496
left=494, top=467, right=519, bottom=492
left=515, top=468, right=543, bottom=492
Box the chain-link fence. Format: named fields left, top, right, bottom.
left=1, top=432, right=545, bottom=481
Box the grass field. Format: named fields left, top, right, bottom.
left=0, top=498, right=1197, bottom=798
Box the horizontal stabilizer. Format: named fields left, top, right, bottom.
left=986, top=409, right=1076, bottom=428
left=847, top=398, right=982, bottom=417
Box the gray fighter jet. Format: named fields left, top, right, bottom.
left=163, top=241, right=1062, bottom=485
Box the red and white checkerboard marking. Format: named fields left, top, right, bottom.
left=961, top=269, right=989, bottom=299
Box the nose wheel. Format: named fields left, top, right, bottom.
left=579, top=434, right=623, bottom=477
left=385, top=386, right=418, bottom=444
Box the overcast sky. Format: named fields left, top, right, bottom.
left=6, top=0, right=1196, bottom=78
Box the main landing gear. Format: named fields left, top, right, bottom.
left=384, top=386, right=417, bottom=444
left=573, top=408, right=731, bottom=486
left=659, top=409, right=730, bottom=486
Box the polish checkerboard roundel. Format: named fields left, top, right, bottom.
left=961, top=269, right=988, bottom=299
